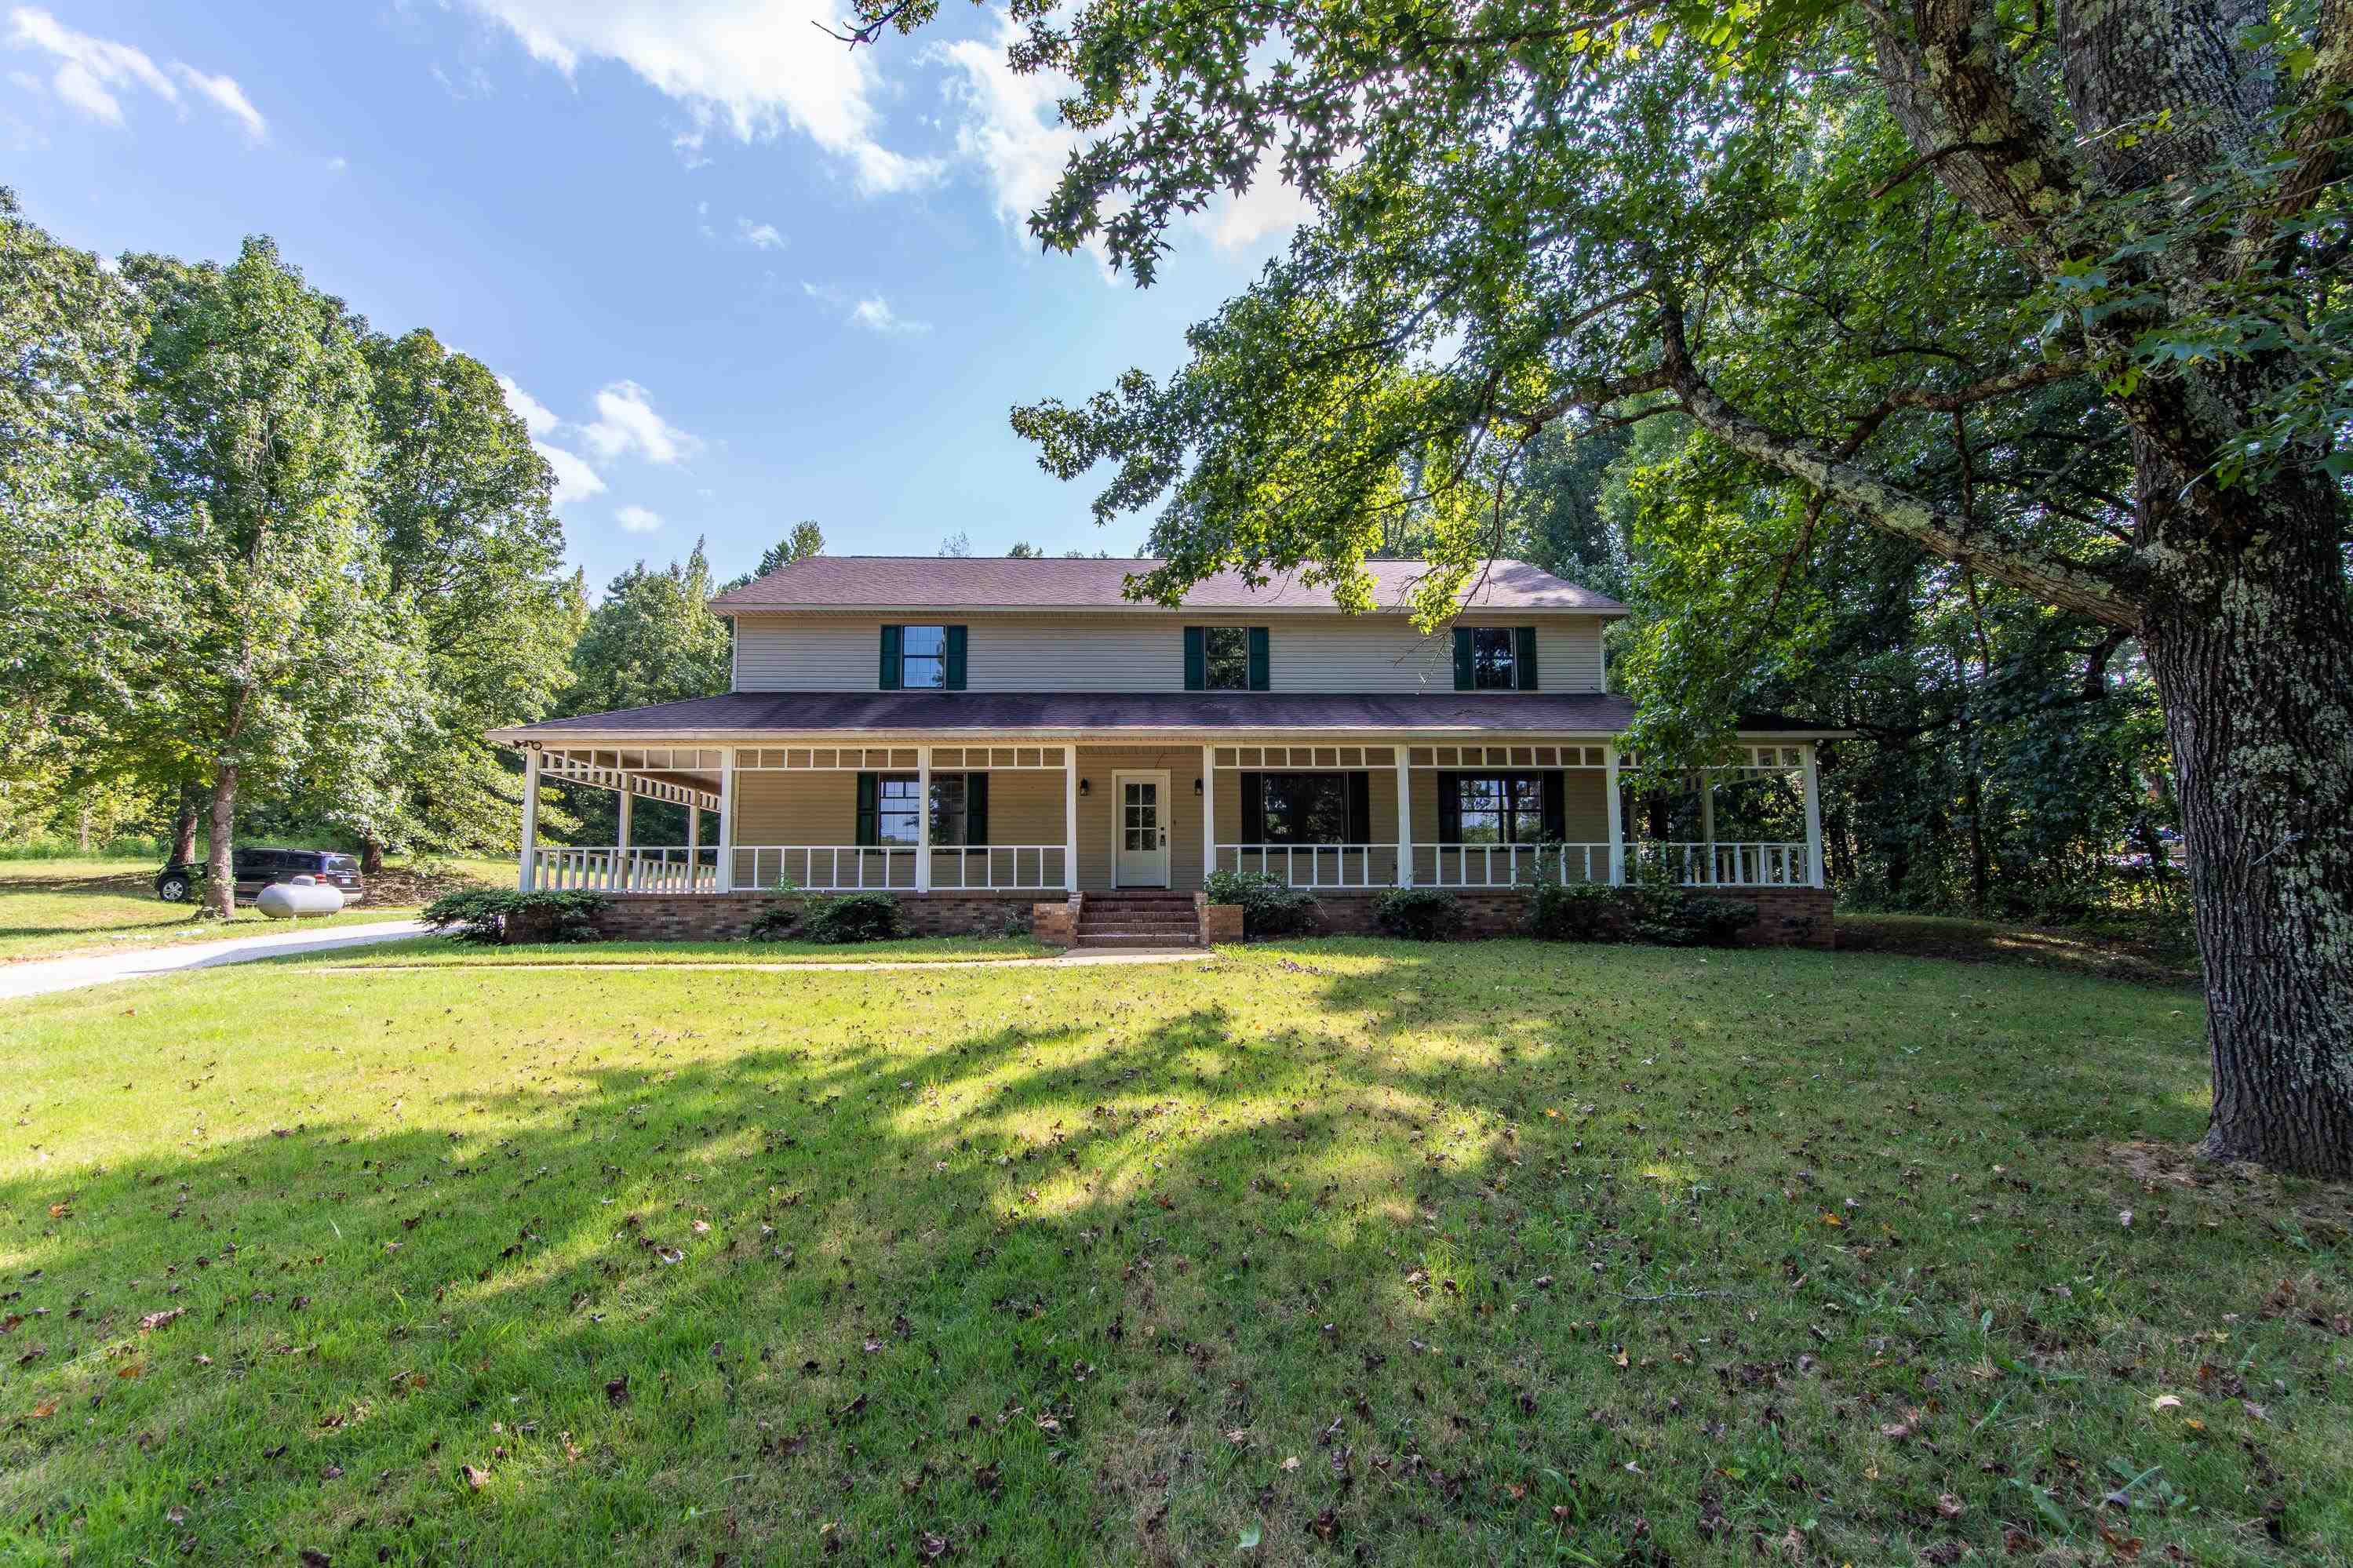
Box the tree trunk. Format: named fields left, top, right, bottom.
left=2139, top=470, right=2353, bottom=1177
left=203, top=762, right=237, bottom=920
left=76, top=803, right=91, bottom=853
left=360, top=836, right=385, bottom=876
left=169, top=790, right=199, bottom=866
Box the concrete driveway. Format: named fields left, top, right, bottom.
left=0, top=919, right=431, bottom=1002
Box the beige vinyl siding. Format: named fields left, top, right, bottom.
left=730, top=613, right=1607, bottom=693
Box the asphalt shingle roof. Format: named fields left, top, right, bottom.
left=490, top=691, right=1839, bottom=740
left=708, top=557, right=1626, bottom=613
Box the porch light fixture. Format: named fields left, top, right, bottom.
left=1193, top=777, right=1204, bottom=796
left=1078, top=778, right=1091, bottom=797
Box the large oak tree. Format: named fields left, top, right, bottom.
left=862, top=0, right=2352, bottom=1172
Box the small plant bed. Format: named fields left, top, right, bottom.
left=316, top=934, right=1055, bottom=966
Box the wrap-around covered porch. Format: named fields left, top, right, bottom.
left=508, top=735, right=1826, bottom=896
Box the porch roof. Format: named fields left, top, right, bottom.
left=487, top=691, right=1845, bottom=744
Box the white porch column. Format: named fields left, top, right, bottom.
left=715, top=751, right=735, bottom=893
left=1802, top=742, right=1825, bottom=888
left=687, top=802, right=701, bottom=890
left=915, top=746, right=933, bottom=892
left=1603, top=744, right=1624, bottom=885
left=517, top=750, right=541, bottom=890
left=614, top=786, right=632, bottom=891
left=1062, top=748, right=1079, bottom=893
left=1200, top=743, right=1215, bottom=886
left=1394, top=748, right=1412, bottom=886
left=1698, top=768, right=1716, bottom=885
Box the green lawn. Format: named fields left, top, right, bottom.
left=2, top=940, right=2346, bottom=1566
left=326, top=934, right=1057, bottom=966
left=0, top=857, right=508, bottom=964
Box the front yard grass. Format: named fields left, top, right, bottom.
left=326, top=934, right=1057, bottom=966
left=0, top=857, right=505, bottom=964
left=2, top=940, right=2346, bottom=1566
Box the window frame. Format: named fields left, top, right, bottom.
left=1442, top=771, right=1561, bottom=845
left=1201, top=626, right=1251, bottom=691
left=1238, top=769, right=1371, bottom=846
left=897, top=624, right=948, bottom=690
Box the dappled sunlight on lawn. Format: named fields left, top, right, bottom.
left=1, top=940, right=2343, bottom=1567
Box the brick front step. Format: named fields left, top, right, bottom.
left=1078, top=918, right=1198, bottom=933
left=1073, top=931, right=1200, bottom=949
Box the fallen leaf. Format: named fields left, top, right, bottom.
left=461, top=1464, right=492, bottom=1491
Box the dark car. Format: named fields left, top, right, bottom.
left=155, top=848, right=365, bottom=904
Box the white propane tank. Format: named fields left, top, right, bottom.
left=257, top=875, right=345, bottom=919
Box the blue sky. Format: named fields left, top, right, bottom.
left=4, top=1, right=1307, bottom=590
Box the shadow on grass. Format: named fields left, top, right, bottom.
left=0, top=945, right=2337, bottom=1567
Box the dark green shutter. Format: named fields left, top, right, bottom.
left=855, top=772, right=879, bottom=846
left=964, top=772, right=988, bottom=846
left=1239, top=771, right=1264, bottom=843
left=1347, top=773, right=1371, bottom=844
left=1452, top=628, right=1473, bottom=690
left=943, top=625, right=967, bottom=690
left=1247, top=627, right=1269, bottom=690
left=1437, top=771, right=1462, bottom=842
left=1515, top=626, right=1539, bottom=691
left=1183, top=626, right=1206, bottom=690
left=878, top=625, right=901, bottom=690
left=1541, top=771, right=1566, bottom=842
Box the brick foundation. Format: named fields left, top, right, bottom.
left=563, top=891, right=1042, bottom=943
left=1288, top=886, right=1834, bottom=948
left=525, top=886, right=1832, bottom=949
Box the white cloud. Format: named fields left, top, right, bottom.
left=803, top=282, right=929, bottom=335
left=851, top=296, right=928, bottom=335
left=736, top=216, right=785, bottom=250
left=581, top=380, right=699, bottom=465
left=458, top=0, right=942, bottom=194
left=536, top=442, right=606, bottom=506
left=497, top=375, right=559, bottom=438
left=938, top=11, right=1309, bottom=274
left=8, top=9, right=265, bottom=140
left=615, top=504, right=663, bottom=533
left=9, top=6, right=172, bottom=124
left=170, top=62, right=264, bottom=141
left=324, top=154, right=348, bottom=174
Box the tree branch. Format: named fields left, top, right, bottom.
left=1654, top=310, right=2142, bottom=628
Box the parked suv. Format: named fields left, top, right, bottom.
left=155, top=848, right=365, bottom=904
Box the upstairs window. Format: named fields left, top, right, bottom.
left=1452, top=626, right=1539, bottom=691
left=880, top=624, right=966, bottom=689
left=1184, top=626, right=1269, bottom=690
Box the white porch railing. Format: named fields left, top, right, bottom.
left=1215, top=844, right=1397, bottom=887
left=1416, top=843, right=1615, bottom=889
left=931, top=845, right=1066, bottom=890
left=1652, top=842, right=1812, bottom=886
left=529, top=846, right=720, bottom=891
left=734, top=845, right=916, bottom=892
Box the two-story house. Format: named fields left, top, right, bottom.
left=486, top=556, right=1838, bottom=944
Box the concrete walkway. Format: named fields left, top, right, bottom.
left=1, top=919, right=432, bottom=1002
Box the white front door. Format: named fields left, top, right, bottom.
left=1113, top=771, right=1171, bottom=887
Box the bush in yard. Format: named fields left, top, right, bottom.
left=421, top=888, right=608, bottom=944
left=795, top=891, right=906, bottom=945
left=1526, top=879, right=1624, bottom=941
left=1203, top=868, right=1319, bottom=937
left=746, top=897, right=805, bottom=942
left=1374, top=886, right=1465, bottom=940
left=1630, top=892, right=1757, bottom=948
